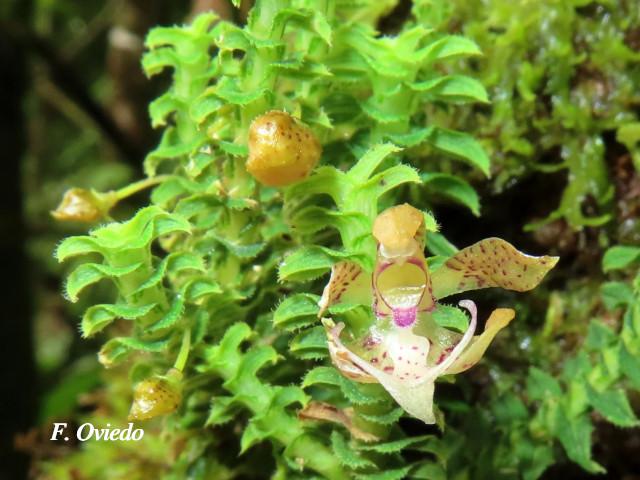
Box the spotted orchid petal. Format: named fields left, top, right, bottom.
left=431, top=238, right=559, bottom=300
left=323, top=300, right=477, bottom=424
left=318, top=261, right=372, bottom=317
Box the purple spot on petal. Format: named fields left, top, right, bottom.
left=392, top=307, right=417, bottom=328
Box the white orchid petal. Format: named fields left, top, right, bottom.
left=429, top=300, right=478, bottom=377
left=327, top=321, right=443, bottom=424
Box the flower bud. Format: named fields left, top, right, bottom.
left=51, top=188, right=116, bottom=223
left=128, top=369, right=182, bottom=421
left=246, top=111, right=321, bottom=187
left=372, top=203, right=424, bottom=256
left=51, top=188, right=101, bottom=222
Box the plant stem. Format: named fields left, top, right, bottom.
left=114, top=175, right=170, bottom=201
left=174, top=326, right=192, bottom=372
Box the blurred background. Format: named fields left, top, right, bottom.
left=1, top=1, right=227, bottom=478
left=2, top=0, right=639, bottom=479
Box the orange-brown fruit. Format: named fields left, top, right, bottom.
left=246, top=111, right=321, bottom=187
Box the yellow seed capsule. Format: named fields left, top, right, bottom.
left=373, top=203, right=424, bottom=255
left=246, top=111, right=321, bottom=187
left=128, top=369, right=182, bottom=421
left=51, top=188, right=104, bottom=222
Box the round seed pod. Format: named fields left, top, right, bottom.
left=246, top=111, right=321, bottom=187
left=128, top=369, right=182, bottom=421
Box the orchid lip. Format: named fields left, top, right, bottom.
left=392, top=307, right=417, bottom=328
left=374, top=257, right=427, bottom=326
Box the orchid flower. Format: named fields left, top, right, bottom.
left=318, top=204, right=558, bottom=424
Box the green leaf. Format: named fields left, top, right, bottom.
left=359, top=408, right=404, bottom=425
left=421, top=35, right=481, bottom=63
left=422, top=211, right=439, bottom=232
left=355, top=466, right=412, bottom=480
left=175, top=193, right=223, bottom=220
left=585, top=321, right=617, bottom=350
left=218, top=141, right=249, bottom=157
left=142, top=47, right=179, bottom=76
left=240, top=420, right=272, bottom=454
left=601, top=281, right=635, bottom=310
left=149, top=92, right=180, bottom=128
left=205, top=323, right=253, bottom=378
left=279, top=246, right=354, bottom=283
left=602, top=245, right=640, bottom=272
left=422, top=172, right=480, bottom=216
left=190, top=93, right=224, bottom=124
left=154, top=213, right=192, bottom=237
left=432, top=304, right=469, bottom=332
left=312, top=11, right=332, bottom=45
left=170, top=252, right=206, bottom=272
left=360, top=100, right=406, bottom=124
left=184, top=278, right=223, bottom=301
left=206, top=396, right=241, bottom=426
left=553, top=410, right=604, bottom=474
left=214, top=77, right=268, bottom=105
left=410, top=462, right=446, bottom=480
left=185, top=153, right=216, bottom=178
left=273, top=294, right=320, bottom=331
left=364, top=164, right=420, bottom=199
left=492, top=393, right=528, bottom=423
left=586, top=384, right=639, bottom=427
left=230, top=346, right=280, bottom=384
left=526, top=367, right=562, bottom=401
left=151, top=177, right=191, bottom=206
left=88, top=206, right=190, bottom=251
left=290, top=207, right=367, bottom=239
left=145, top=129, right=207, bottom=175
left=412, top=75, right=488, bottom=103
left=284, top=166, right=345, bottom=206
left=81, top=303, right=157, bottom=337
left=147, top=294, right=185, bottom=333
left=291, top=326, right=328, bottom=360
left=385, top=127, right=433, bottom=147
left=133, top=252, right=204, bottom=296
left=212, top=234, right=266, bottom=259
left=98, top=336, right=171, bottom=367
left=358, top=436, right=430, bottom=454
left=331, top=431, right=375, bottom=469
left=303, top=367, right=384, bottom=405
left=56, top=236, right=102, bottom=262
left=427, top=128, right=490, bottom=176
left=347, top=143, right=402, bottom=182
left=620, top=344, right=640, bottom=390
left=66, top=262, right=142, bottom=302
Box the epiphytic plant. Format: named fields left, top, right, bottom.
left=45, top=1, right=576, bottom=479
